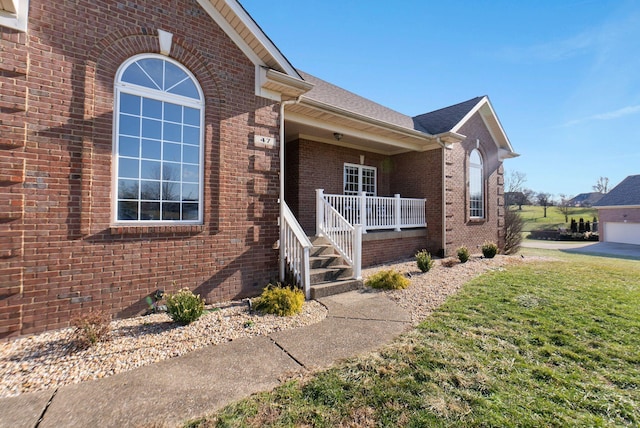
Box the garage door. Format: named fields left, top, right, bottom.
left=604, top=222, right=640, bottom=245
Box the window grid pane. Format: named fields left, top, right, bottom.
left=344, top=164, right=376, bottom=196
left=469, top=150, right=484, bottom=218
left=116, top=56, right=202, bottom=223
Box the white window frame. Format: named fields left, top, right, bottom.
left=0, top=0, right=28, bottom=32
left=469, top=149, right=484, bottom=219
left=344, top=163, right=377, bottom=196
left=112, top=53, right=205, bottom=225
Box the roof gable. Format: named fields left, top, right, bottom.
left=196, top=0, right=299, bottom=77
left=414, top=96, right=517, bottom=159
left=413, top=97, right=483, bottom=134
left=594, top=175, right=640, bottom=207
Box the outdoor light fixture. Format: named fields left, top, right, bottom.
left=333, top=132, right=343, bottom=141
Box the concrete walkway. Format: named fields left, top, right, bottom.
left=0, top=290, right=411, bottom=428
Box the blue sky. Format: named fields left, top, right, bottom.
left=241, top=0, right=640, bottom=199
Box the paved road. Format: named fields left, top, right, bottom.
left=522, top=240, right=640, bottom=259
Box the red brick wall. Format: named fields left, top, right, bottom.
left=0, top=0, right=280, bottom=337
left=285, top=139, right=392, bottom=234
left=391, top=149, right=444, bottom=255
left=443, top=113, right=505, bottom=255
left=362, top=233, right=428, bottom=267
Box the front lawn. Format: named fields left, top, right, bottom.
left=517, top=205, right=598, bottom=232
left=188, top=253, right=639, bottom=427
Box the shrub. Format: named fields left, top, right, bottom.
left=254, top=284, right=305, bottom=316
left=70, top=310, right=111, bottom=349
left=481, top=241, right=498, bottom=258
left=457, top=246, right=470, bottom=263
left=166, top=288, right=205, bottom=325
left=366, top=269, right=410, bottom=290
left=503, top=208, right=525, bottom=255
left=415, top=249, right=434, bottom=272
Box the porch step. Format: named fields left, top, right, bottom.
left=309, top=266, right=353, bottom=283
left=305, top=235, right=363, bottom=299
left=310, top=279, right=363, bottom=299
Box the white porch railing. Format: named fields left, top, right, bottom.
left=281, top=202, right=313, bottom=299
left=317, top=190, right=427, bottom=233
left=316, top=190, right=363, bottom=280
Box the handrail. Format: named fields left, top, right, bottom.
left=281, top=202, right=312, bottom=299
left=316, top=189, right=362, bottom=280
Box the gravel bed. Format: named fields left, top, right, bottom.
left=0, top=300, right=327, bottom=398
left=1, top=254, right=547, bottom=399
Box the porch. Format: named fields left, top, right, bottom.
left=281, top=191, right=427, bottom=299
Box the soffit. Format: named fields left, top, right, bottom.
left=285, top=102, right=448, bottom=155
left=199, top=0, right=300, bottom=78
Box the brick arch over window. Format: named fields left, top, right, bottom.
left=79, top=30, right=224, bottom=235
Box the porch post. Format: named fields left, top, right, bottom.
left=353, top=224, right=363, bottom=280
left=359, top=191, right=367, bottom=234
left=394, top=194, right=401, bottom=231
left=316, top=189, right=324, bottom=236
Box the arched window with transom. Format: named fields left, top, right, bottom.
left=469, top=149, right=484, bottom=218
left=113, top=54, right=204, bottom=223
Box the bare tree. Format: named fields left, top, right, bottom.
left=556, top=194, right=574, bottom=223
left=505, top=171, right=530, bottom=210
left=505, top=170, right=527, bottom=194
left=592, top=177, right=609, bottom=194
left=537, top=192, right=553, bottom=218
left=503, top=207, right=525, bottom=254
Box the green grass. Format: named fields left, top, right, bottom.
left=517, top=205, right=598, bottom=232
left=187, top=252, right=639, bottom=427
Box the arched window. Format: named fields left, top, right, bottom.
left=113, top=54, right=204, bottom=223
left=469, top=149, right=484, bottom=218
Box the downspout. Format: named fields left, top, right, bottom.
left=279, top=97, right=301, bottom=282
left=438, top=137, right=448, bottom=256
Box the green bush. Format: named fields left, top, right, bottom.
left=254, top=284, right=304, bottom=316
left=70, top=310, right=111, bottom=349
left=415, top=249, right=434, bottom=272
left=366, top=269, right=410, bottom=290
left=457, top=246, right=470, bottom=263
left=481, top=241, right=498, bottom=259
left=166, top=288, right=205, bottom=325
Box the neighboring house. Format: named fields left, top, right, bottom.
left=593, top=175, right=640, bottom=245
left=568, top=192, right=604, bottom=207
left=0, top=0, right=517, bottom=337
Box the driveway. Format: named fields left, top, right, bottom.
left=522, top=240, right=640, bottom=260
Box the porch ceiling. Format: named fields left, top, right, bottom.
left=285, top=102, right=456, bottom=155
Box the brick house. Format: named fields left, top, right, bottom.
left=593, top=175, right=640, bottom=245
left=0, top=0, right=516, bottom=337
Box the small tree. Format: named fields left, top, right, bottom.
left=592, top=176, right=609, bottom=194
left=503, top=208, right=524, bottom=255
left=556, top=194, right=574, bottom=223
left=537, top=192, right=553, bottom=218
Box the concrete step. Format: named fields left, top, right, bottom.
left=309, top=266, right=352, bottom=284
left=310, top=279, right=363, bottom=299
left=309, top=254, right=344, bottom=269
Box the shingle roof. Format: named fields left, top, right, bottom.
left=299, top=71, right=415, bottom=130
left=569, top=192, right=604, bottom=206
left=594, top=175, right=640, bottom=206
left=412, top=97, right=484, bottom=134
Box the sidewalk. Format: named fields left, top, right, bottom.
left=0, top=290, right=411, bottom=428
